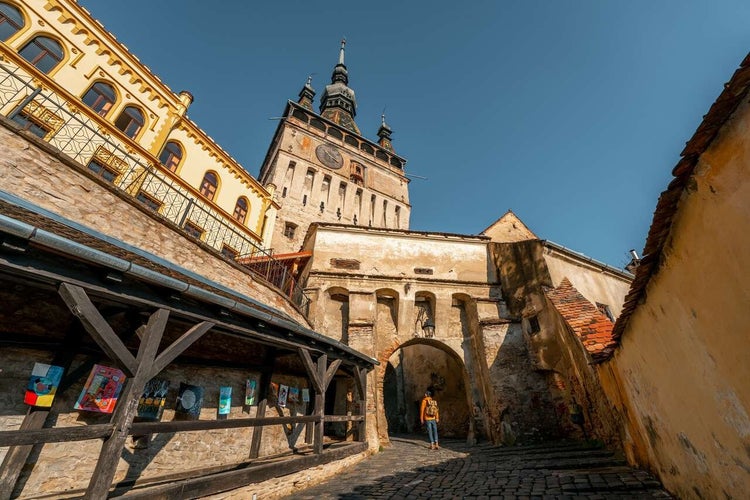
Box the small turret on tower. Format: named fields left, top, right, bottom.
left=377, top=113, right=394, bottom=152
left=297, top=75, right=316, bottom=110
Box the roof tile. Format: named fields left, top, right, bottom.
left=545, top=278, right=616, bottom=362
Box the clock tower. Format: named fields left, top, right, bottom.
left=258, top=41, right=411, bottom=255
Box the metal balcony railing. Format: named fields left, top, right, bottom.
left=0, top=60, right=308, bottom=309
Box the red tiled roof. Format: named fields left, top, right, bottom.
left=608, top=52, right=750, bottom=362
left=545, top=278, right=616, bottom=362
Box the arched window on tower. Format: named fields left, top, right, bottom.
left=82, top=82, right=116, bottom=117
left=233, top=197, right=249, bottom=223
left=114, top=105, right=144, bottom=139
left=159, top=141, right=183, bottom=172
left=19, top=35, right=63, bottom=74
left=0, top=2, right=24, bottom=41
left=199, top=171, right=219, bottom=200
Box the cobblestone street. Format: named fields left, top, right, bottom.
left=285, top=435, right=672, bottom=499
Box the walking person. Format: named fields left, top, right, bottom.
left=420, top=389, right=439, bottom=449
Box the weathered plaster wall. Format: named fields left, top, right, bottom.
left=0, top=124, right=308, bottom=325
left=0, top=348, right=310, bottom=497
left=543, top=247, right=631, bottom=317
left=601, top=98, right=750, bottom=499
left=531, top=300, right=622, bottom=447
left=302, top=226, right=504, bottom=446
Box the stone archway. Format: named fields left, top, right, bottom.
left=381, top=338, right=472, bottom=440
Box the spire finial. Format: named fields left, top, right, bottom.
left=306, top=74, right=313, bottom=86
left=339, top=38, right=346, bottom=65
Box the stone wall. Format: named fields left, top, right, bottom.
left=0, top=122, right=308, bottom=325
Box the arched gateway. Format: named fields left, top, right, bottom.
left=378, top=338, right=475, bottom=443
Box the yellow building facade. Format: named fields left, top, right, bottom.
left=0, top=0, right=277, bottom=256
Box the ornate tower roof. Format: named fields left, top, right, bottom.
left=377, top=113, right=394, bottom=152
left=297, top=75, right=316, bottom=110
left=319, top=39, right=360, bottom=134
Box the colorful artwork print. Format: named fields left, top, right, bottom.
left=288, top=386, right=300, bottom=404
left=136, top=379, right=170, bottom=421
left=218, top=386, right=232, bottom=415
left=278, top=384, right=289, bottom=407
left=245, top=377, right=258, bottom=406
left=301, top=388, right=310, bottom=403
left=175, top=383, right=204, bottom=419
left=74, top=364, right=125, bottom=414
left=25, top=363, right=64, bottom=407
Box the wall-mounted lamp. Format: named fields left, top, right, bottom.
left=422, top=318, right=435, bottom=338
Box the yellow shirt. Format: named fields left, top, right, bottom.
left=420, top=396, right=439, bottom=421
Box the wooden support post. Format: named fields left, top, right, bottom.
left=353, top=366, right=368, bottom=442
left=248, top=348, right=276, bottom=459
left=57, top=284, right=213, bottom=499
left=314, top=354, right=327, bottom=455
left=0, top=325, right=84, bottom=500
left=0, top=410, right=48, bottom=500
left=248, top=400, right=267, bottom=459
left=83, top=308, right=168, bottom=499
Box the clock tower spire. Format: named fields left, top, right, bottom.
left=319, top=39, right=360, bottom=134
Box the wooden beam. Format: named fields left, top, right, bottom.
left=58, top=283, right=137, bottom=375
left=297, top=347, right=323, bottom=393
left=130, top=415, right=318, bottom=435
left=323, top=359, right=342, bottom=390
left=0, top=410, right=48, bottom=499
left=150, top=321, right=214, bottom=378
left=83, top=309, right=167, bottom=500
left=352, top=366, right=367, bottom=401
left=323, top=415, right=365, bottom=423
left=0, top=424, right=114, bottom=447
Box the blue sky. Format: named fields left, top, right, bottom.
left=79, top=1, right=750, bottom=267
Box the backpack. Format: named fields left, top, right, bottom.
left=425, top=398, right=438, bottom=417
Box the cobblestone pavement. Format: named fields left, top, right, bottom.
left=285, top=435, right=672, bottom=499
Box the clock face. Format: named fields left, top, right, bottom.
left=315, top=144, right=344, bottom=170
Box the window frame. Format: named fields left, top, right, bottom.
left=114, top=105, right=145, bottom=139
left=11, top=110, right=51, bottom=139
left=18, top=35, right=64, bottom=74
left=0, top=2, right=25, bottom=42
left=159, top=140, right=183, bottom=172
left=81, top=81, right=117, bottom=117
left=199, top=171, right=219, bottom=200
left=232, top=197, right=249, bottom=223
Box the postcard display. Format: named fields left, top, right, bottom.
left=137, top=379, right=170, bottom=421
left=25, top=363, right=64, bottom=407
left=23, top=361, right=306, bottom=420
left=74, top=364, right=126, bottom=414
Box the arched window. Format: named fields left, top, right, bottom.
left=19, top=35, right=63, bottom=74
left=232, top=197, right=248, bottom=223
left=82, top=82, right=116, bottom=116
left=199, top=171, right=218, bottom=200
left=158, top=141, right=183, bottom=172
left=114, top=105, right=144, bottom=138
left=0, top=2, right=24, bottom=41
